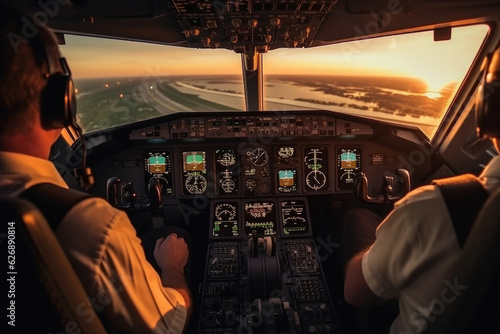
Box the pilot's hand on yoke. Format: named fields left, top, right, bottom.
left=154, top=233, right=189, bottom=273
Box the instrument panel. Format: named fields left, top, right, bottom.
left=144, top=152, right=173, bottom=195
left=126, top=112, right=385, bottom=198
left=203, top=196, right=338, bottom=333
left=87, top=111, right=429, bottom=333
left=142, top=144, right=363, bottom=198
left=211, top=198, right=310, bottom=239
left=210, top=197, right=313, bottom=240
left=93, top=111, right=420, bottom=208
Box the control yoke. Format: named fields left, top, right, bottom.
left=106, top=177, right=162, bottom=210
left=355, top=169, right=411, bottom=204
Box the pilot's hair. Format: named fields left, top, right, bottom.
left=0, top=6, right=57, bottom=135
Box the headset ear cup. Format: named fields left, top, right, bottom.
left=477, top=48, right=500, bottom=139
left=483, top=84, right=500, bottom=138
left=40, top=73, right=76, bottom=129
left=478, top=77, right=500, bottom=139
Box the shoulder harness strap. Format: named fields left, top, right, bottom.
left=432, top=174, right=489, bottom=248
left=20, top=183, right=91, bottom=230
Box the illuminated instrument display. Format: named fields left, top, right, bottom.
left=215, top=148, right=238, bottom=195
left=183, top=151, right=207, bottom=195
left=304, top=147, right=328, bottom=191
left=277, top=169, right=297, bottom=193
left=212, top=202, right=239, bottom=237
left=144, top=152, right=173, bottom=196
left=244, top=201, right=276, bottom=236
left=337, top=147, right=361, bottom=190
left=183, top=151, right=205, bottom=171
left=281, top=200, right=309, bottom=235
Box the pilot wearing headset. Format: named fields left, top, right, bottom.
left=342, top=47, right=500, bottom=333
left=0, top=7, right=192, bottom=333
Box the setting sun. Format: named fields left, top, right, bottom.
left=265, top=24, right=488, bottom=95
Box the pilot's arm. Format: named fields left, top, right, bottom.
left=343, top=188, right=435, bottom=307
left=344, top=250, right=383, bottom=307
left=58, top=198, right=192, bottom=333
left=154, top=233, right=192, bottom=319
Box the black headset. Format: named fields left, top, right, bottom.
left=35, top=27, right=77, bottom=130
left=33, top=25, right=93, bottom=190
left=476, top=46, right=500, bottom=139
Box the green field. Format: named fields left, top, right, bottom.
left=75, top=77, right=237, bottom=133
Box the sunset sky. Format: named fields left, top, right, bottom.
left=60, top=24, right=489, bottom=93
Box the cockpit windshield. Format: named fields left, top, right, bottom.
left=60, top=24, right=489, bottom=139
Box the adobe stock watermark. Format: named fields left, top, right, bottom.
left=316, top=234, right=341, bottom=262
left=7, top=0, right=71, bottom=53
left=341, top=0, right=407, bottom=62
left=380, top=137, right=435, bottom=190
left=405, top=276, right=467, bottom=333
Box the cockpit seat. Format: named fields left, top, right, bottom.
left=421, top=187, right=500, bottom=333
left=0, top=196, right=107, bottom=333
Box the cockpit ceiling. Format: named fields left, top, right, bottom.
left=5, top=0, right=500, bottom=50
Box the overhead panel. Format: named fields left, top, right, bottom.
left=165, top=0, right=337, bottom=52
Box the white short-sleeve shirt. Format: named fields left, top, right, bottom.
left=362, top=155, right=500, bottom=334
left=0, top=151, right=188, bottom=333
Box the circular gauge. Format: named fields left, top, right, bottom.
left=218, top=152, right=236, bottom=166
left=215, top=203, right=237, bottom=221
left=185, top=174, right=207, bottom=194
left=260, top=166, right=270, bottom=177
left=259, top=182, right=271, bottom=194
left=247, top=148, right=269, bottom=166
left=245, top=178, right=257, bottom=191
left=221, top=179, right=236, bottom=193
left=306, top=170, right=327, bottom=190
